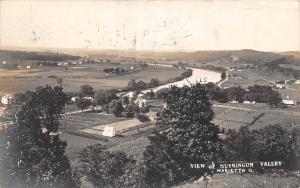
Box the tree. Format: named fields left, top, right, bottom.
left=80, top=84, right=94, bottom=97
left=223, top=86, right=245, bottom=102
left=77, top=144, right=136, bottom=188
left=149, top=78, right=160, bottom=88
left=156, top=88, right=170, bottom=100
left=0, top=86, right=77, bottom=188
left=122, top=96, right=129, bottom=105
left=111, top=100, right=124, bottom=117
left=143, top=83, right=222, bottom=186
left=127, top=79, right=137, bottom=90
left=95, top=92, right=107, bottom=106
left=223, top=125, right=298, bottom=170
left=221, top=72, right=226, bottom=80
left=57, top=77, right=63, bottom=86
left=136, top=81, right=146, bottom=90
left=145, top=90, right=155, bottom=99
left=76, top=98, right=92, bottom=112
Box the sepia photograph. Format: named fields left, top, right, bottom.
left=0, top=0, right=299, bottom=187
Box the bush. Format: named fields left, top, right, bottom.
left=77, top=144, right=137, bottom=188
left=223, top=125, right=300, bottom=171
left=135, top=113, right=149, bottom=122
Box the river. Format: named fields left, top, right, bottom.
left=142, top=64, right=222, bottom=93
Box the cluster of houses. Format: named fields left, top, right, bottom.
left=274, top=79, right=300, bottom=89
left=1, top=60, right=85, bottom=70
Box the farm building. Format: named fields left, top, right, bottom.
left=282, top=100, right=296, bottom=106
left=1, top=95, right=13, bottom=105
left=275, top=84, right=284, bottom=89
left=135, top=98, right=147, bottom=108
left=71, top=96, right=79, bottom=103
left=243, top=101, right=256, bottom=104
left=81, top=119, right=142, bottom=137
left=0, top=106, right=6, bottom=116
left=147, top=111, right=157, bottom=122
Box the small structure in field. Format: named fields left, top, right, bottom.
left=71, top=96, right=79, bottom=103
left=83, top=96, right=94, bottom=102
left=2, top=61, right=7, bottom=65
left=1, top=95, right=13, bottom=105
left=147, top=111, right=157, bottom=122
left=82, top=119, right=142, bottom=137
left=102, top=126, right=116, bottom=137
left=282, top=100, right=296, bottom=106
left=275, top=84, right=284, bottom=89
left=26, top=65, right=31, bottom=69
left=135, top=98, right=147, bottom=108
left=243, top=101, right=256, bottom=104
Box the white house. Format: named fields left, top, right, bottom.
left=243, top=101, right=256, bottom=104
left=71, top=96, right=79, bottom=103
left=83, top=96, right=94, bottom=101
left=135, top=98, right=147, bottom=108
left=26, top=65, right=31, bottom=69
left=102, top=126, right=116, bottom=137
left=275, top=84, right=283, bottom=89
left=101, top=119, right=141, bottom=137
left=282, top=100, right=296, bottom=106
left=2, top=61, right=7, bottom=65
left=1, top=95, right=13, bottom=105
left=0, top=106, right=6, bottom=116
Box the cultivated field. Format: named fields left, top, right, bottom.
left=0, top=62, right=184, bottom=95
left=213, top=103, right=300, bottom=130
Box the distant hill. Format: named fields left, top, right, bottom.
left=76, top=49, right=284, bottom=64
left=0, top=46, right=287, bottom=63
left=0, top=49, right=80, bottom=61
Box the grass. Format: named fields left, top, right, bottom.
left=109, top=135, right=150, bottom=161
left=60, top=112, right=125, bottom=132
left=0, top=62, right=184, bottom=95
left=212, top=103, right=300, bottom=130
left=175, top=174, right=300, bottom=188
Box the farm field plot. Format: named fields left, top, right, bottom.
left=60, top=112, right=126, bottom=133
left=0, top=63, right=184, bottom=95
left=212, top=107, right=262, bottom=129
left=250, top=109, right=300, bottom=130
left=80, top=118, right=142, bottom=136
left=222, top=69, right=269, bottom=89
left=213, top=103, right=300, bottom=130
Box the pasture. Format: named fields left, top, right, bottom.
left=0, top=61, right=184, bottom=95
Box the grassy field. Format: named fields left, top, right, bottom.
left=0, top=62, right=184, bottom=95
left=60, top=112, right=126, bottom=133
left=175, top=174, right=300, bottom=188
left=212, top=103, right=300, bottom=130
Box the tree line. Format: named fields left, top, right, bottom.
left=205, top=83, right=282, bottom=106
left=0, top=50, right=80, bottom=62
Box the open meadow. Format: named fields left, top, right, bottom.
left=0, top=61, right=184, bottom=95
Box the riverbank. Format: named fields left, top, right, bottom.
left=142, top=65, right=222, bottom=93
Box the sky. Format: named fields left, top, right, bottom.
left=0, top=0, right=299, bottom=52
